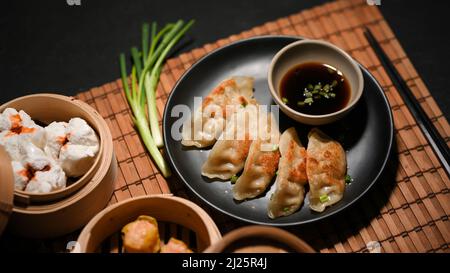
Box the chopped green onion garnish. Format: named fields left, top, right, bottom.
left=282, top=97, right=289, bottom=104
left=304, top=97, right=313, bottom=105
left=319, top=194, right=330, bottom=203
left=300, top=79, right=340, bottom=106
left=275, top=170, right=279, bottom=175
left=283, top=207, right=290, bottom=212
left=230, top=175, right=239, bottom=184
left=345, top=174, right=353, bottom=184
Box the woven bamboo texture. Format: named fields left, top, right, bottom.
left=1, top=0, right=448, bottom=253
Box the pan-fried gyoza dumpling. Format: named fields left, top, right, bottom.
left=267, top=127, right=307, bottom=219
left=201, top=101, right=258, bottom=180
left=232, top=112, right=280, bottom=200
left=181, top=76, right=254, bottom=148
left=307, top=128, right=346, bottom=212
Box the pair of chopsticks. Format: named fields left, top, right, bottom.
left=364, top=28, right=450, bottom=177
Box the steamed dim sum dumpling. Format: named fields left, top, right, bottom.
left=306, top=128, right=346, bottom=212
left=65, top=118, right=99, bottom=147
left=160, top=238, right=193, bottom=253
left=19, top=141, right=51, bottom=171
left=25, top=161, right=67, bottom=193
left=267, top=127, right=308, bottom=219
left=24, top=178, right=53, bottom=193
left=201, top=101, right=258, bottom=180
left=232, top=113, right=280, bottom=201
left=0, top=108, right=46, bottom=150
left=44, top=121, right=68, bottom=160
left=122, top=215, right=160, bottom=253
left=12, top=160, right=29, bottom=191
left=0, top=108, right=34, bottom=132
left=182, top=76, right=254, bottom=148
left=59, top=144, right=98, bottom=177
left=19, top=142, right=66, bottom=192
left=0, top=108, right=22, bottom=132
left=59, top=118, right=99, bottom=177
left=0, top=131, right=23, bottom=161
left=0, top=132, right=45, bottom=162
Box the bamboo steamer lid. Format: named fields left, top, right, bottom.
left=0, top=146, right=14, bottom=236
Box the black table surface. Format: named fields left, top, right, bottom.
left=1, top=0, right=449, bottom=118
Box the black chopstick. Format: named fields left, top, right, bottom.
left=364, top=27, right=450, bottom=177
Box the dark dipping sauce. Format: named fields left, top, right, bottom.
left=279, top=62, right=351, bottom=115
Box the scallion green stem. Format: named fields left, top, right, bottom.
left=144, top=70, right=162, bottom=147
left=119, top=54, right=133, bottom=105
left=134, top=111, right=171, bottom=178
left=118, top=20, right=193, bottom=177
left=142, top=23, right=149, bottom=65
left=119, top=53, right=171, bottom=178
left=131, top=47, right=142, bottom=80
left=149, top=22, right=157, bottom=59
left=146, top=20, right=195, bottom=147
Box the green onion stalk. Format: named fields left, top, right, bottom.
left=119, top=20, right=194, bottom=178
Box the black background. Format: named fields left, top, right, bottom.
left=1, top=0, right=449, bottom=117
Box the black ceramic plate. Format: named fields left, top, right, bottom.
left=163, top=36, right=393, bottom=225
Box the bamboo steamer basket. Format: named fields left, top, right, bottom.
left=1, top=94, right=104, bottom=203
left=204, top=226, right=315, bottom=253
left=74, top=195, right=222, bottom=253
left=0, top=94, right=117, bottom=238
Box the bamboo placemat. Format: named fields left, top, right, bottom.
left=2, top=0, right=448, bottom=253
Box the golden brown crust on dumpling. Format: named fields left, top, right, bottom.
left=233, top=139, right=280, bottom=201
left=258, top=150, right=280, bottom=175
left=233, top=113, right=280, bottom=201
left=183, top=76, right=254, bottom=148
left=267, top=128, right=308, bottom=219
left=307, top=128, right=346, bottom=212
left=288, top=147, right=308, bottom=182
left=201, top=102, right=258, bottom=180
left=235, top=135, right=252, bottom=163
